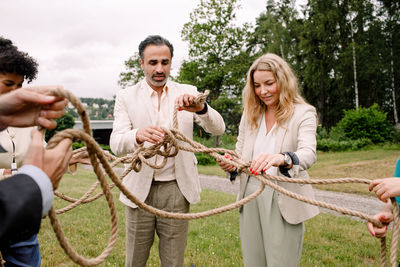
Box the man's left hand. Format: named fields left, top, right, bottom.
left=175, top=94, right=204, bottom=113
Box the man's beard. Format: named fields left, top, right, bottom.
left=149, top=74, right=167, bottom=87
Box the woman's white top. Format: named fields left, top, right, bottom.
left=252, top=116, right=277, bottom=176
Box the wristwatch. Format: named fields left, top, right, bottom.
left=281, top=152, right=292, bottom=168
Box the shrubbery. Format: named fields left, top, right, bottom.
left=317, top=138, right=372, bottom=152
left=72, top=141, right=112, bottom=153
left=317, top=104, right=394, bottom=151
left=45, top=113, right=75, bottom=142
left=331, top=104, right=392, bottom=143
left=195, top=153, right=216, bottom=165
left=193, top=133, right=236, bottom=165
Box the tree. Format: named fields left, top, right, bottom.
left=45, top=113, right=75, bottom=142
left=248, top=0, right=304, bottom=70
left=348, top=0, right=385, bottom=111
left=377, top=0, right=400, bottom=124
left=118, top=52, right=144, bottom=88
left=179, top=0, right=252, bottom=134
left=300, top=0, right=348, bottom=127
left=297, top=0, right=384, bottom=127
left=348, top=7, right=359, bottom=108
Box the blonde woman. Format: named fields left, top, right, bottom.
left=219, top=53, right=319, bottom=266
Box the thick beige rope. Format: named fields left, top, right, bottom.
left=45, top=88, right=398, bottom=266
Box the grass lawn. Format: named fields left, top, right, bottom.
left=37, top=160, right=399, bottom=266
left=308, top=146, right=400, bottom=195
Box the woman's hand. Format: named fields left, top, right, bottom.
left=366, top=204, right=393, bottom=238
left=249, top=153, right=285, bottom=175
left=217, top=153, right=236, bottom=172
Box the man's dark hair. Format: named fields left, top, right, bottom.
left=138, top=35, right=174, bottom=60
left=0, top=36, right=38, bottom=83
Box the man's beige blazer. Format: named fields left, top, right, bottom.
left=237, top=103, right=320, bottom=224
left=110, top=80, right=225, bottom=208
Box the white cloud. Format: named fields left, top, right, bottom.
left=1, top=0, right=267, bottom=99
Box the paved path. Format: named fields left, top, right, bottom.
left=199, top=174, right=385, bottom=221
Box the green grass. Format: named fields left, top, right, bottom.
left=197, top=164, right=227, bottom=177
left=36, top=164, right=399, bottom=266
left=302, top=213, right=385, bottom=266
left=308, top=147, right=400, bottom=195
left=38, top=169, right=241, bottom=266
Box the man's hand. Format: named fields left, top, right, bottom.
left=23, top=129, right=72, bottom=190
left=175, top=94, right=204, bottom=113
left=69, top=150, right=91, bottom=165
left=136, top=126, right=165, bottom=144
left=0, top=86, right=68, bottom=130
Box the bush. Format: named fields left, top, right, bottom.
left=392, top=128, right=400, bottom=143
left=217, top=134, right=237, bottom=150
left=332, top=104, right=393, bottom=143
left=193, top=133, right=236, bottom=165
left=45, top=113, right=75, bottom=142
left=316, top=125, right=329, bottom=140
left=193, top=133, right=236, bottom=150
left=72, top=142, right=112, bottom=153
left=195, top=153, right=216, bottom=165
left=72, top=142, right=85, bottom=150
left=317, top=138, right=372, bottom=152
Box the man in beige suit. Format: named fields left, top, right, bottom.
left=110, top=35, right=225, bottom=267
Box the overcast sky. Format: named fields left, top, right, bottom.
left=1, top=0, right=267, bottom=99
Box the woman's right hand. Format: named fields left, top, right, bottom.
left=366, top=204, right=393, bottom=238
left=217, top=153, right=236, bottom=172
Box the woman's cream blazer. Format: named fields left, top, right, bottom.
left=237, top=103, right=320, bottom=224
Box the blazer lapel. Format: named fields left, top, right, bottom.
left=274, top=121, right=288, bottom=154
left=166, top=82, right=177, bottom=128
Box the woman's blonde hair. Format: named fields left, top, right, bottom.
left=242, top=53, right=306, bottom=129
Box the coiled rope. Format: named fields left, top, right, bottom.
left=43, top=88, right=398, bottom=267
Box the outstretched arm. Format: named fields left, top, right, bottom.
left=369, top=178, right=400, bottom=202
left=0, top=129, right=72, bottom=244
left=0, top=86, right=67, bottom=130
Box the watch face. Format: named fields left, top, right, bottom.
left=285, top=154, right=291, bottom=165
